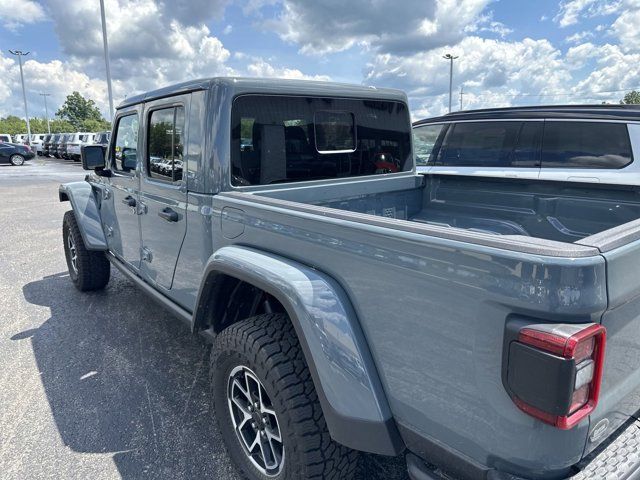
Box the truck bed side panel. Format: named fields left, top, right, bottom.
left=586, top=238, right=640, bottom=455
left=213, top=194, right=607, bottom=477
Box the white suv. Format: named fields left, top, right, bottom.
left=30, top=134, right=46, bottom=155
left=66, top=133, right=95, bottom=162
left=0, top=134, right=12, bottom=143
left=413, top=105, right=640, bottom=186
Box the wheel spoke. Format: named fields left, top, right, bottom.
left=232, top=379, right=251, bottom=405
left=265, top=426, right=281, bottom=443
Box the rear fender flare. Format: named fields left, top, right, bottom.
left=194, top=245, right=404, bottom=455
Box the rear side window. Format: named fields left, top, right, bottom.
left=435, top=121, right=542, bottom=168
left=413, top=124, right=445, bottom=166
left=541, top=122, right=632, bottom=169
left=230, top=95, right=412, bottom=186
left=147, top=106, right=185, bottom=182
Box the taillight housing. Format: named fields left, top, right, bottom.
left=504, top=322, right=606, bottom=430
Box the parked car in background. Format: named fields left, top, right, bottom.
left=92, top=131, right=110, bottom=148
left=59, top=133, right=72, bottom=159
left=413, top=104, right=640, bottom=185
left=61, top=78, right=640, bottom=480
left=0, top=134, right=12, bottom=143
left=51, top=133, right=66, bottom=158
left=30, top=134, right=46, bottom=155
left=13, top=134, right=29, bottom=145
left=66, top=133, right=94, bottom=162
left=0, top=142, right=35, bottom=165
left=43, top=134, right=57, bottom=157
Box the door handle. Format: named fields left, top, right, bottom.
left=158, top=207, right=179, bottom=222
left=122, top=196, right=136, bottom=207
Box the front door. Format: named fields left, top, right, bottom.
left=139, top=99, right=189, bottom=289
left=102, top=111, right=142, bottom=270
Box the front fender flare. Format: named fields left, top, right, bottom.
left=195, top=245, right=403, bottom=456
left=59, top=182, right=108, bottom=251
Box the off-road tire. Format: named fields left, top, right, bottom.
left=210, top=313, right=359, bottom=480
left=63, top=210, right=110, bottom=291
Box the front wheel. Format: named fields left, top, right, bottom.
left=210, top=313, right=359, bottom=480
left=62, top=210, right=111, bottom=291
left=10, top=154, right=25, bottom=166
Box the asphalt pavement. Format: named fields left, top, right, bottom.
left=0, top=156, right=409, bottom=479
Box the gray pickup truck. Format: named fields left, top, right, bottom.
left=60, top=78, right=640, bottom=480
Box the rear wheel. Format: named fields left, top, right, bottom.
left=10, top=154, right=24, bottom=166
left=63, top=210, right=110, bottom=291
left=210, top=313, right=359, bottom=480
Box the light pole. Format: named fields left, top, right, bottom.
left=40, top=93, right=51, bottom=134
left=443, top=53, right=459, bottom=113
left=9, top=50, right=32, bottom=142
left=99, top=0, right=114, bottom=121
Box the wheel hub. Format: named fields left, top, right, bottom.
left=227, top=365, right=284, bottom=477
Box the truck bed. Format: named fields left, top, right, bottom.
left=249, top=173, right=640, bottom=249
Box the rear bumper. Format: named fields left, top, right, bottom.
left=407, top=418, right=640, bottom=480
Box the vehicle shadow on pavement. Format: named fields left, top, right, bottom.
left=19, top=271, right=409, bottom=480
left=20, top=271, right=240, bottom=480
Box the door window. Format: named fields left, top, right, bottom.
left=435, top=121, right=542, bottom=167
left=413, top=124, right=446, bottom=166
left=147, top=106, right=185, bottom=182
left=541, top=121, right=633, bottom=169
left=113, top=114, right=139, bottom=173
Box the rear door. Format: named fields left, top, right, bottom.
left=428, top=120, right=543, bottom=180
left=101, top=109, right=142, bottom=270
left=138, top=95, right=189, bottom=290
left=539, top=120, right=638, bottom=185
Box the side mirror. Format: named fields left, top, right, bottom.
left=81, top=145, right=106, bottom=170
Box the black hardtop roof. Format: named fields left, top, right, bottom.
left=118, top=77, right=408, bottom=109
left=413, top=104, right=640, bottom=126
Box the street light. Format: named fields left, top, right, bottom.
left=39, top=93, right=51, bottom=134
left=9, top=50, right=32, bottom=142
left=443, top=53, right=459, bottom=113
left=99, top=0, right=114, bottom=121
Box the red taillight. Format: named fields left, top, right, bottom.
left=516, top=324, right=606, bottom=429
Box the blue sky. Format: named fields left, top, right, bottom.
left=0, top=0, right=639, bottom=120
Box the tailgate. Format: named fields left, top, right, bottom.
left=586, top=236, right=640, bottom=456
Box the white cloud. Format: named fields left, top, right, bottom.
left=366, top=36, right=573, bottom=117
left=253, top=0, right=490, bottom=56
left=566, top=30, right=594, bottom=43
left=0, top=0, right=45, bottom=29
left=246, top=57, right=331, bottom=81
left=0, top=51, right=115, bottom=119
left=554, top=0, right=621, bottom=27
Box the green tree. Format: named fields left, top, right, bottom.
left=56, top=91, right=104, bottom=130
left=621, top=91, right=640, bottom=104
left=81, top=118, right=111, bottom=132
left=49, top=118, right=75, bottom=133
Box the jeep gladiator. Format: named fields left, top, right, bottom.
left=60, top=78, right=640, bottom=480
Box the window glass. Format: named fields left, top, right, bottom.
left=113, top=114, right=139, bottom=173
left=513, top=122, right=543, bottom=167
left=314, top=111, right=355, bottom=152
left=147, top=106, right=184, bottom=182
left=231, top=95, right=412, bottom=186
left=413, top=124, right=445, bottom=165
left=435, top=121, right=541, bottom=168
left=542, top=122, right=632, bottom=169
